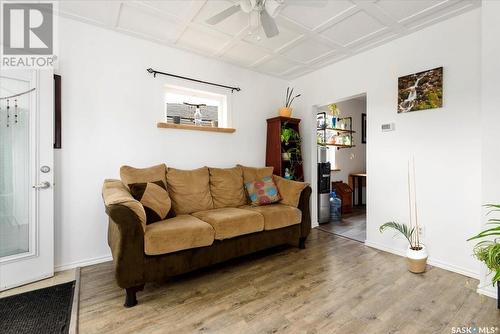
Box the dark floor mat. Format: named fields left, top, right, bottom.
left=0, top=281, right=75, bottom=334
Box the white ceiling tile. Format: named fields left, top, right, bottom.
left=243, top=25, right=302, bottom=52
left=283, top=39, right=333, bottom=63
left=320, top=10, right=387, bottom=46
left=58, top=1, right=120, bottom=26
left=257, top=58, right=299, bottom=75
left=375, top=0, right=446, bottom=22
left=56, top=0, right=480, bottom=79
left=139, top=0, right=197, bottom=20
left=282, top=66, right=312, bottom=78
left=222, top=42, right=270, bottom=66
left=177, top=27, right=231, bottom=54
left=280, top=0, right=355, bottom=30
left=401, top=1, right=479, bottom=29
left=117, top=3, right=180, bottom=42
left=194, top=0, right=249, bottom=37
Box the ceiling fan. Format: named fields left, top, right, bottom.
left=206, top=0, right=326, bottom=39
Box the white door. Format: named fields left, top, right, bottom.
left=0, top=69, right=54, bottom=291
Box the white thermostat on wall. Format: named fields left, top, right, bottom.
left=381, top=123, right=395, bottom=132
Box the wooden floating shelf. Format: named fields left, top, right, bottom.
left=157, top=122, right=236, bottom=133
left=317, top=127, right=355, bottom=133
left=318, top=143, right=356, bottom=148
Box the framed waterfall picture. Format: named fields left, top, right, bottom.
left=398, top=67, right=443, bottom=113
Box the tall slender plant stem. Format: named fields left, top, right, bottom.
left=407, top=160, right=414, bottom=248
left=413, top=157, right=420, bottom=248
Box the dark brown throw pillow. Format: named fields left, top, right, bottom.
left=128, top=181, right=171, bottom=225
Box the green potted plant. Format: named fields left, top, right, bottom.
left=379, top=222, right=427, bottom=273
left=380, top=158, right=427, bottom=273
left=280, top=125, right=302, bottom=180
left=467, top=204, right=500, bottom=309
left=280, top=126, right=300, bottom=146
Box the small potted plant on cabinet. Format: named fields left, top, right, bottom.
left=279, top=87, right=301, bottom=117
left=467, top=204, right=500, bottom=309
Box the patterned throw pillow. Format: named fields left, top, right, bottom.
left=244, top=176, right=281, bottom=206
left=128, top=181, right=171, bottom=225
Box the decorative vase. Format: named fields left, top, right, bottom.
left=279, top=107, right=292, bottom=117
left=406, top=245, right=428, bottom=273
left=282, top=152, right=291, bottom=161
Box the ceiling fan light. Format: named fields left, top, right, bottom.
left=240, top=0, right=253, bottom=13
left=265, top=0, right=283, bottom=18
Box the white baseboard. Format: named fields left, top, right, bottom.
left=55, top=254, right=112, bottom=272
left=364, top=240, right=480, bottom=279
left=476, top=285, right=497, bottom=299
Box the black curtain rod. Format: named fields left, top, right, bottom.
left=146, top=68, right=241, bottom=93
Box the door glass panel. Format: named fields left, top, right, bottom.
left=0, top=76, right=30, bottom=258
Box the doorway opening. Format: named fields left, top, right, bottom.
left=316, top=94, right=367, bottom=242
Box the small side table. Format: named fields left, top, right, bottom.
left=349, top=173, right=366, bottom=206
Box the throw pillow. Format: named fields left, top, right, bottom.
left=120, top=164, right=167, bottom=190
left=244, top=176, right=281, bottom=206
left=273, top=175, right=308, bottom=207
left=129, top=181, right=171, bottom=225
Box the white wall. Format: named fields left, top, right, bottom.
left=54, top=18, right=288, bottom=270
left=478, top=0, right=500, bottom=298
left=291, top=9, right=482, bottom=278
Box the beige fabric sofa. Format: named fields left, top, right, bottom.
left=102, top=164, right=311, bottom=307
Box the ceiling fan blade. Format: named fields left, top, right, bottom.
left=260, top=10, right=279, bottom=38
left=206, top=4, right=241, bottom=25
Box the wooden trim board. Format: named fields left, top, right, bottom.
left=69, top=267, right=81, bottom=334
left=157, top=122, right=235, bottom=133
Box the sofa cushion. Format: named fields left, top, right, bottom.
left=209, top=166, right=247, bottom=208
left=237, top=165, right=274, bottom=183
left=244, top=176, right=281, bottom=206
left=120, top=164, right=167, bottom=189
left=167, top=167, right=214, bottom=215
left=273, top=175, right=309, bottom=208
left=129, top=181, right=171, bottom=225
left=240, top=203, right=301, bottom=230
left=192, top=208, right=264, bottom=240
left=144, top=215, right=215, bottom=255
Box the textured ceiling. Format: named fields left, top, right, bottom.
left=58, top=0, right=480, bottom=79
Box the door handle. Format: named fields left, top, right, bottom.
left=33, top=181, right=51, bottom=189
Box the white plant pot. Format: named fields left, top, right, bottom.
left=406, top=245, right=428, bottom=274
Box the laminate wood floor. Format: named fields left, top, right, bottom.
left=317, top=207, right=366, bottom=242
left=79, top=229, right=499, bottom=334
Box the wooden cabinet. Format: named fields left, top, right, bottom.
left=266, top=117, right=304, bottom=181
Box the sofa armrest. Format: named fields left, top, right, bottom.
left=297, top=186, right=312, bottom=239
left=102, top=179, right=145, bottom=288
